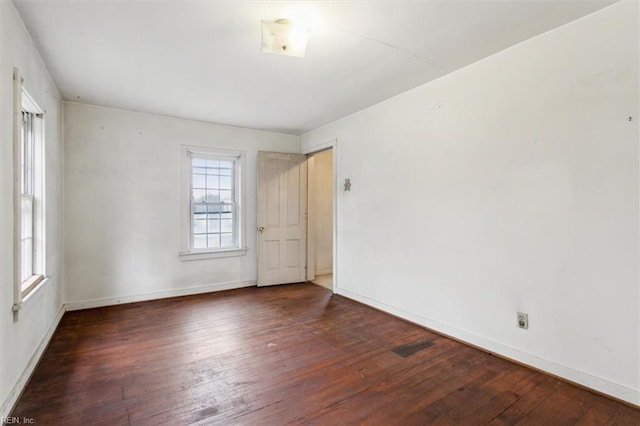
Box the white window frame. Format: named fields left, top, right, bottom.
left=180, top=145, right=247, bottom=260
left=13, top=67, right=47, bottom=313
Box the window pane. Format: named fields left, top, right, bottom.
left=206, top=190, right=219, bottom=203
left=19, top=110, right=41, bottom=280
left=221, top=233, right=235, bottom=248
left=219, top=160, right=233, bottom=169
left=208, top=219, right=220, bottom=233
left=21, top=238, right=33, bottom=282
left=219, top=176, right=232, bottom=190
left=193, top=219, right=206, bottom=234
left=208, top=234, right=221, bottom=248
left=193, top=189, right=206, bottom=203
left=188, top=152, right=241, bottom=252
left=192, top=174, right=206, bottom=189
left=207, top=205, right=221, bottom=217
left=206, top=175, right=219, bottom=189
left=21, top=196, right=33, bottom=239
left=23, top=113, right=34, bottom=196
left=221, top=219, right=233, bottom=233
left=193, top=234, right=207, bottom=249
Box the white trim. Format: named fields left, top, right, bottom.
left=21, top=86, right=44, bottom=115
left=13, top=67, right=23, bottom=311
left=314, top=269, right=333, bottom=276
left=1, top=305, right=65, bottom=420
left=306, top=155, right=316, bottom=282
left=301, top=139, right=338, bottom=294
left=180, top=145, right=247, bottom=257
left=179, top=247, right=248, bottom=261
left=19, top=276, right=49, bottom=306
left=336, top=287, right=640, bottom=406
left=65, top=279, right=256, bottom=311
left=331, top=144, right=337, bottom=294
left=301, top=139, right=336, bottom=155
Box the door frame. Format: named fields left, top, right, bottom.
left=302, top=139, right=337, bottom=293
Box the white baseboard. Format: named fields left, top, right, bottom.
left=65, top=279, right=257, bottom=311
left=315, top=269, right=333, bottom=276
left=336, top=286, right=640, bottom=407
left=1, top=305, right=65, bottom=419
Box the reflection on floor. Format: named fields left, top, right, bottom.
left=311, top=273, right=333, bottom=290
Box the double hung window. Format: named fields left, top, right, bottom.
left=16, top=86, right=45, bottom=298
left=181, top=146, right=246, bottom=259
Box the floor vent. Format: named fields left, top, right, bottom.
left=391, top=340, right=435, bottom=358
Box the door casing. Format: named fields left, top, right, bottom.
left=301, top=140, right=338, bottom=293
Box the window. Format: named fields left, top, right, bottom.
left=16, top=84, right=45, bottom=298
left=181, top=146, right=246, bottom=259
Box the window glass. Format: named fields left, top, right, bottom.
left=189, top=154, right=238, bottom=251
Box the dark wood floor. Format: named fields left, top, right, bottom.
left=10, top=283, right=640, bottom=425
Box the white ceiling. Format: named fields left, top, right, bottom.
left=13, top=0, right=617, bottom=135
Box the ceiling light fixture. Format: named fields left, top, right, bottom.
left=261, top=19, right=311, bottom=58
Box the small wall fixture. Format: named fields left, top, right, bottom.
left=261, top=19, right=310, bottom=58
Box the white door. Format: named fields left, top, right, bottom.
left=257, top=152, right=308, bottom=286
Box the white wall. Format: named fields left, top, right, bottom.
left=309, top=149, right=333, bottom=278
left=0, top=0, right=65, bottom=417
left=63, top=103, right=299, bottom=308
left=302, top=2, right=639, bottom=405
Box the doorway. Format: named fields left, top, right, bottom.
left=256, top=142, right=337, bottom=291
left=306, top=148, right=334, bottom=291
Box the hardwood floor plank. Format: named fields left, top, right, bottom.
left=9, top=283, right=640, bottom=425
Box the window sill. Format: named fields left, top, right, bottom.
left=179, top=247, right=248, bottom=261
left=22, top=274, right=45, bottom=297
left=13, top=275, right=49, bottom=312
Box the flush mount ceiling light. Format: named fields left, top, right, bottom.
left=261, top=19, right=311, bottom=58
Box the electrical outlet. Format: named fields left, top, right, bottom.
left=517, top=312, right=528, bottom=330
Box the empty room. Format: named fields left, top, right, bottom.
left=1, top=0, right=639, bottom=424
